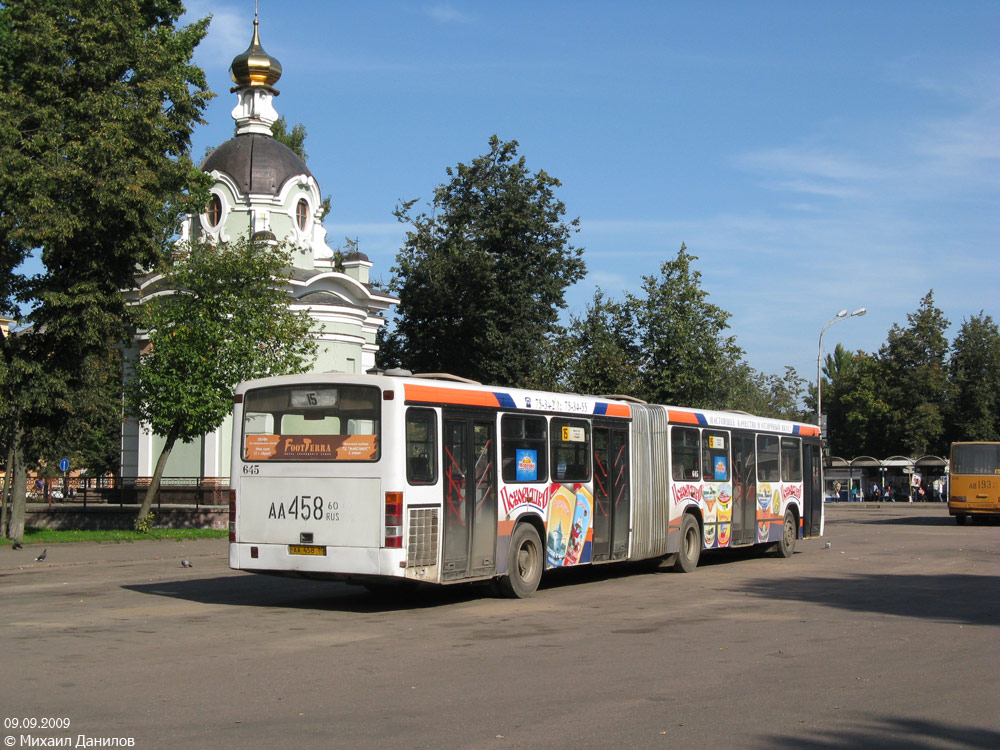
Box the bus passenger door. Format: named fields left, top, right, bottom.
left=732, top=435, right=757, bottom=546
left=442, top=413, right=497, bottom=580
left=592, top=426, right=631, bottom=562
left=803, top=444, right=822, bottom=536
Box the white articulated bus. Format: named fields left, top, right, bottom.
left=229, top=372, right=824, bottom=597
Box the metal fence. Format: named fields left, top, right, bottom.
left=28, top=477, right=231, bottom=509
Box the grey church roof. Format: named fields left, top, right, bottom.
left=201, top=133, right=312, bottom=196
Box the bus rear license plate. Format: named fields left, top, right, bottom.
left=289, top=545, right=326, bottom=556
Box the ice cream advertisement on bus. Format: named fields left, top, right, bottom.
left=545, top=483, right=593, bottom=567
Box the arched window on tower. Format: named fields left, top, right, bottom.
left=206, top=194, right=222, bottom=228
left=296, top=198, right=310, bottom=231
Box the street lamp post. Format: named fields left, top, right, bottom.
left=817, top=307, right=867, bottom=434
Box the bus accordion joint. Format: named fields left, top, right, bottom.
left=228, top=490, right=237, bottom=542
left=385, top=492, right=403, bottom=548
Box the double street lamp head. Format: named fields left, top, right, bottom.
left=836, top=308, right=867, bottom=319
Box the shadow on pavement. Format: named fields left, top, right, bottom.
left=124, top=546, right=785, bottom=610
left=758, top=715, right=1000, bottom=750
left=848, top=515, right=966, bottom=527
left=124, top=574, right=491, bottom=613
left=741, top=572, right=999, bottom=626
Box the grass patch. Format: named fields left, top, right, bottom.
left=3, top=527, right=228, bottom=545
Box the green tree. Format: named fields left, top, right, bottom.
left=630, top=244, right=745, bottom=409
left=6, top=290, right=124, bottom=474
left=382, top=135, right=586, bottom=386
left=878, top=290, right=950, bottom=457
left=0, top=0, right=212, bottom=309
left=823, top=343, right=854, bottom=389
left=271, top=116, right=308, bottom=160
left=127, top=237, right=317, bottom=523
left=0, top=7, right=13, bottom=84
left=549, top=251, right=807, bottom=419
left=947, top=312, right=1000, bottom=442
left=561, top=290, right=641, bottom=397
left=727, top=364, right=810, bottom=421
left=0, top=0, right=212, bottom=540
left=823, top=350, right=889, bottom=458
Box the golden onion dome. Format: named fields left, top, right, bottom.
left=229, top=18, right=282, bottom=91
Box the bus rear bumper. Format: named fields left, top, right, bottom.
left=949, top=499, right=1000, bottom=516
left=229, top=542, right=405, bottom=578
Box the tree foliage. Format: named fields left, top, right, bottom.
left=382, top=135, right=586, bottom=386
left=726, top=364, right=811, bottom=422
left=877, top=290, right=949, bottom=456
left=817, top=290, right=1000, bottom=460
left=629, top=244, right=745, bottom=409
left=0, top=0, right=213, bottom=539
left=6, top=289, right=124, bottom=473
left=556, top=246, right=808, bottom=418
left=822, top=350, right=888, bottom=458
left=127, top=237, right=317, bottom=520
left=947, top=312, right=1000, bottom=441
left=562, top=290, right=640, bottom=397
left=0, top=0, right=213, bottom=313
left=270, top=116, right=308, bottom=160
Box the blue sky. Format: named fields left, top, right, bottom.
left=184, top=0, right=999, bottom=385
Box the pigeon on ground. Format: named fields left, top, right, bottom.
left=12, top=542, right=22, bottom=550
left=181, top=559, right=192, bottom=568
left=35, top=548, right=47, bottom=562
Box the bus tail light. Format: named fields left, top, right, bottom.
left=229, top=490, right=237, bottom=542
left=385, top=492, right=403, bottom=548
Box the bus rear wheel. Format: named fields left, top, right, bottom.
left=673, top=514, right=701, bottom=573
left=955, top=513, right=967, bottom=525
left=497, top=523, right=543, bottom=598
left=775, top=511, right=796, bottom=558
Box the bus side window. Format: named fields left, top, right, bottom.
left=672, top=427, right=701, bottom=481
left=550, top=418, right=591, bottom=482
left=702, top=430, right=730, bottom=482
left=781, top=437, right=802, bottom=482
left=757, top=435, right=780, bottom=482
left=406, top=408, right=437, bottom=485
left=502, top=415, right=548, bottom=483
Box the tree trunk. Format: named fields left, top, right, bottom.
left=136, top=426, right=179, bottom=525
left=0, top=442, right=12, bottom=538
left=8, top=431, right=28, bottom=542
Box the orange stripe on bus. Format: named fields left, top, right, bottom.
left=668, top=409, right=701, bottom=424
left=603, top=404, right=632, bottom=418
left=404, top=384, right=500, bottom=408
left=497, top=520, right=515, bottom=537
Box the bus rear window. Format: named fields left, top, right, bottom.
left=952, top=444, right=1000, bottom=475
left=242, top=385, right=380, bottom=461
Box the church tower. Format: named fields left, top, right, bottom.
left=121, top=11, right=396, bottom=485
left=181, top=8, right=397, bottom=375
left=181, top=11, right=335, bottom=271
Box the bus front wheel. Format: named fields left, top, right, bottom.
left=673, top=514, right=701, bottom=573
left=497, top=523, right=543, bottom=598
left=955, top=513, right=967, bottom=525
